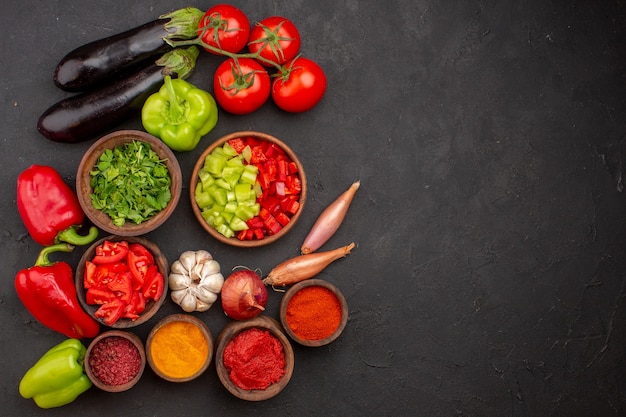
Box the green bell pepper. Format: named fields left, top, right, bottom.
left=19, top=338, right=91, bottom=409
left=142, top=75, right=218, bottom=152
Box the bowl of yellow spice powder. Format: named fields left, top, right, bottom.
left=146, top=314, right=213, bottom=382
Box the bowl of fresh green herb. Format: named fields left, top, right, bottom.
left=76, top=130, right=182, bottom=236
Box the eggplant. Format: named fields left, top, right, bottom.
left=54, top=7, right=203, bottom=92
left=38, top=47, right=200, bottom=144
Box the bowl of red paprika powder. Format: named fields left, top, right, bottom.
left=84, top=330, right=146, bottom=392
left=279, top=279, right=348, bottom=347
left=190, top=131, right=307, bottom=248
left=75, top=235, right=169, bottom=329
left=215, top=315, right=294, bottom=401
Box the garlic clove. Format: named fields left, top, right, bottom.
left=170, top=260, right=188, bottom=275
left=195, top=250, right=213, bottom=264
left=196, top=286, right=219, bottom=304
left=201, top=260, right=221, bottom=278
left=170, top=289, right=187, bottom=305
left=180, top=291, right=198, bottom=313
left=168, top=272, right=190, bottom=291
left=201, top=272, right=224, bottom=293
left=179, top=251, right=198, bottom=272
left=195, top=299, right=213, bottom=312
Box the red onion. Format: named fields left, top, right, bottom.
left=221, top=269, right=268, bottom=320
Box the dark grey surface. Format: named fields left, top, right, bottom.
left=2, top=1, right=626, bottom=416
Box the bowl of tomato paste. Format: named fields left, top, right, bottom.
left=215, top=315, right=294, bottom=401
left=190, top=131, right=307, bottom=247
left=75, top=235, right=168, bottom=329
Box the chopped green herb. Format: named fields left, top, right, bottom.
left=89, top=140, right=172, bottom=226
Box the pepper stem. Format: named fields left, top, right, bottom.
left=163, top=75, right=186, bottom=124
left=34, top=243, right=74, bottom=267
left=56, top=226, right=99, bottom=246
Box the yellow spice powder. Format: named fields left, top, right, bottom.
left=150, top=321, right=209, bottom=379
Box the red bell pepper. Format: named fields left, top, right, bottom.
left=15, top=243, right=100, bottom=339
left=17, top=165, right=98, bottom=247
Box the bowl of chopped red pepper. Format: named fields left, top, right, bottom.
left=75, top=235, right=168, bottom=329
left=76, top=129, right=182, bottom=236
left=84, top=330, right=146, bottom=392
left=215, top=315, right=294, bottom=401
left=190, top=131, right=306, bottom=247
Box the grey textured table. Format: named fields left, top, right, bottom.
left=1, top=1, right=625, bottom=416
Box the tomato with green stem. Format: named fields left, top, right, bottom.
left=247, top=16, right=301, bottom=66
left=272, top=57, right=327, bottom=113
left=198, top=4, right=250, bottom=54
left=213, top=57, right=271, bottom=115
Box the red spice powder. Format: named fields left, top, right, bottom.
left=88, top=336, right=141, bottom=386
left=223, top=328, right=285, bottom=390
left=286, top=285, right=342, bottom=340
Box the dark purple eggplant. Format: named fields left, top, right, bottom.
left=54, top=7, right=203, bottom=92
left=38, top=47, right=200, bottom=144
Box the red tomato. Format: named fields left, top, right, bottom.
left=213, top=58, right=270, bottom=114
left=247, top=16, right=301, bottom=66
left=142, top=265, right=164, bottom=301
left=272, top=57, right=327, bottom=113
left=94, top=298, right=125, bottom=326
left=198, top=4, right=250, bottom=54
left=92, top=240, right=129, bottom=264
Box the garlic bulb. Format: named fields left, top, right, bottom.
left=168, top=250, right=224, bottom=312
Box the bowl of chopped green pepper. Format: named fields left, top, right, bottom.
left=190, top=131, right=307, bottom=247
left=76, top=130, right=182, bottom=236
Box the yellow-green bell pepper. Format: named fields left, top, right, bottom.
left=142, top=75, right=218, bottom=152
left=19, top=338, right=91, bottom=409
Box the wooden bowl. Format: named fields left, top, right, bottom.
left=190, top=131, right=307, bottom=247
left=75, top=235, right=169, bottom=329
left=215, top=315, right=294, bottom=401
left=146, top=314, right=213, bottom=382
left=84, top=330, right=146, bottom=392
left=76, top=129, right=182, bottom=236
left=279, top=279, right=348, bottom=347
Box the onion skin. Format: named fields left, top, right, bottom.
left=263, top=242, right=356, bottom=287
left=301, top=181, right=360, bottom=254
left=221, top=270, right=268, bottom=320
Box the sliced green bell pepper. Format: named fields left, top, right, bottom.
left=19, top=338, right=91, bottom=409
left=142, top=75, right=218, bottom=152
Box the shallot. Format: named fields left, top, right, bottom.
left=301, top=181, right=360, bottom=254
left=221, top=269, right=268, bottom=320
left=263, top=242, right=356, bottom=288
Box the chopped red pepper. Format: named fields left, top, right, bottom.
left=276, top=211, right=291, bottom=226
left=227, top=138, right=247, bottom=153
left=250, top=146, right=267, bottom=164
left=280, top=196, right=300, bottom=215
left=287, top=161, right=298, bottom=174
left=263, top=213, right=283, bottom=235
left=246, top=216, right=265, bottom=229
left=277, top=159, right=288, bottom=182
